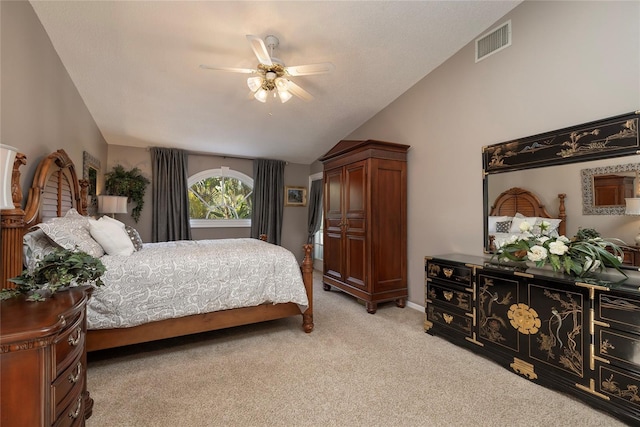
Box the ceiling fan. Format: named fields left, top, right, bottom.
left=200, top=35, right=334, bottom=103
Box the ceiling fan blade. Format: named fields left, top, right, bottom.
left=200, top=64, right=256, bottom=74
left=285, top=62, right=335, bottom=76
left=246, top=35, right=272, bottom=66
left=286, top=80, right=314, bottom=102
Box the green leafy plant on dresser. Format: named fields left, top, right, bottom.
left=1, top=248, right=106, bottom=302
left=104, top=164, right=150, bottom=222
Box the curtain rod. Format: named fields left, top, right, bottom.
left=146, top=147, right=288, bottom=164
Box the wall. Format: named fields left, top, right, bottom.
left=107, top=144, right=311, bottom=263
left=1, top=0, right=107, bottom=205
left=345, top=1, right=640, bottom=306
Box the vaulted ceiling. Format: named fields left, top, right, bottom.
left=30, top=1, right=521, bottom=164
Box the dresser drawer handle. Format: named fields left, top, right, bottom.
left=443, top=268, right=453, bottom=278
left=68, top=362, right=82, bottom=384
left=68, top=327, right=82, bottom=347
left=443, top=313, right=454, bottom=324
left=443, top=291, right=454, bottom=301
left=68, top=396, right=82, bottom=419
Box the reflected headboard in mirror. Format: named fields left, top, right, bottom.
left=483, top=110, right=639, bottom=253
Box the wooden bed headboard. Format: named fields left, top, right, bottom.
left=23, top=149, right=88, bottom=229
left=488, top=187, right=567, bottom=250
left=1, top=149, right=88, bottom=289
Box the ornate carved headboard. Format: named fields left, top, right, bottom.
left=24, top=149, right=88, bottom=228
left=1, top=149, right=88, bottom=289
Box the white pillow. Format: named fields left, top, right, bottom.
left=89, top=217, right=135, bottom=256
left=509, top=213, right=536, bottom=233
left=488, top=216, right=510, bottom=233
left=101, top=215, right=126, bottom=229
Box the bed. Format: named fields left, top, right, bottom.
left=487, top=187, right=567, bottom=252
left=3, top=149, right=314, bottom=351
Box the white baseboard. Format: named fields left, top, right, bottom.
left=406, top=300, right=424, bottom=312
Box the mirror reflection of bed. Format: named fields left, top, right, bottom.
left=485, top=155, right=640, bottom=251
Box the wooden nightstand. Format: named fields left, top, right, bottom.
left=619, top=245, right=640, bottom=267
left=0, top=286, right=93, bottom=426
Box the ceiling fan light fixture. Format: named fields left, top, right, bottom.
left=278, top=89, right=292, bottom=103
left=265, top=71, right=277, bottom=81
left=247, top=76, right=262, bottom=92
left=254, top=88, right=268, bottom=103
left=275, top=78, right=289, bottom=91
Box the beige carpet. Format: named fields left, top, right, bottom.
left=86, top=273, right=627, bottom=427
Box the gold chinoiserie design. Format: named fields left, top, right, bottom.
left=507, top=303, right=541, bottom=334
left=511, top=357, right=538, bottom=380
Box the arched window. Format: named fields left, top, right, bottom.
left=188, top=167, right=253, bottom=228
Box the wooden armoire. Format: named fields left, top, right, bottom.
left=320, top=139, right=409, bottom=313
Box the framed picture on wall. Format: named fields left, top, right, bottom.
left=285, top=186, right=307, bottom=207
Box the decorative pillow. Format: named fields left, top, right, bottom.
left=125, top=225, right=143, bottom=251
left=23, top=228, right=59, bottom=270
left=488, top=216, right=510, bottom=233
left=36, top=209, right=104, bottom=258
left=533, top=218, right=562, bottom=236
left=89, top=217, right=135, bottom=256
left=495, top=220, right=512, bottom=233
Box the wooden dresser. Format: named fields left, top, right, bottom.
left=320, top=139, right=409, bottom=313
left=425, top=254, right=640, bottom=425
left=1, top=286, right=94, bottom=426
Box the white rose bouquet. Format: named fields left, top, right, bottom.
left=494, top=221, right=626, bottom=278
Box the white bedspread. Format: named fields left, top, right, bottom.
left=86, top=238, right=308, bottom=330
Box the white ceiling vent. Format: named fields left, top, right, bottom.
left=475, top=20, right=511, bottom=63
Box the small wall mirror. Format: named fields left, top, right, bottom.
left=581, top=163, right=640, bottom=215
left=83, top=151, right=100, bottom=216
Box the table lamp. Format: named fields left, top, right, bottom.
left=98, top=195, right=128, bottom=218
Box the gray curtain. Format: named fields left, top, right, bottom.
left=151, top=147, right=192, bottom=242
left=307, top=179, right=323, bottom=243
left=251, top=159, right=285, bottom=245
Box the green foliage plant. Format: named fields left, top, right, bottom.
left=2, top=248, right=106, bottom=302
left=104, top=165, right=150, bottom=222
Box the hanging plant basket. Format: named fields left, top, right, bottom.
left=104, top=165, right=150, bottom=222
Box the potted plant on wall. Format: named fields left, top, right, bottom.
left=1, top=248, right=106, bottom=301
left=104, top=165, right=150, bottom=222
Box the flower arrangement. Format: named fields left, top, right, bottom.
left=494, top=221, right=626, bottom=278
left=1, top=247, right=106, bottom=302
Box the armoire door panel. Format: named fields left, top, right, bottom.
left=345, top=235, right=366, bottom=289
left=324, top=169, right=343, bottom=217
left=345, top=162, right=366, bottom=215
left=323, top=232, right=344, bottom=281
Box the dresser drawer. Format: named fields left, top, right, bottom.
left=53, top=311, right=85, bottom=377
left=597, top=364, right=640, bottom=411
left=426, top=304, right=472, bottom=337
left=426, top=260, right=472, bottom=288
left=596, top=326, right=640, bottom=372
left=52, top=359, right=84, bottom=420
left=54, top=391, right=85, bottom=427
left=596, top=292, right=640, bottom=333
left=426, top=282, right=472, bottom=312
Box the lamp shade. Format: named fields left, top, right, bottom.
left=625, top=198, right=640, bottom=215
left=0, top=144, right=19, bottom=210
left=98, top=195, right=128, bottom=215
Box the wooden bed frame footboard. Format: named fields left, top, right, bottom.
left=1, top=149, right=314, bottom=352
